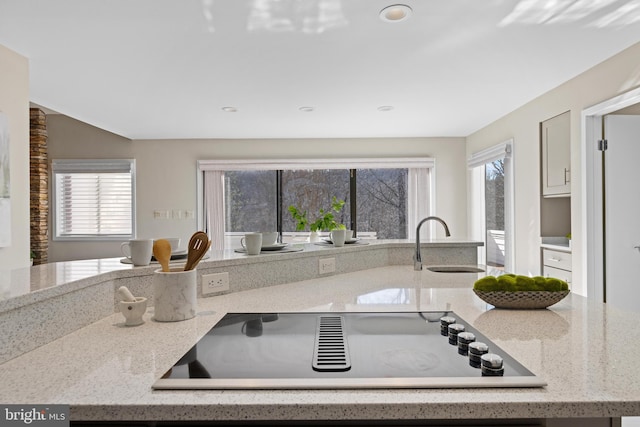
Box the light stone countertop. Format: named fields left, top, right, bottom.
left=0, top=239, right=481, bottom=311
left=0, top=265, right=639, bottom=424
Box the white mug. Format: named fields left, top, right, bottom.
left=345, top=230, right=354, bottom=241
left=121, top=239, right=153, bottom=266
left=241, top=233, right=263, bottom=255
left=261, top=232, right=278, bottom=246
left=330, top=229, right=347, bottom=247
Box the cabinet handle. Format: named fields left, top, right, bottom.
left=548, top=257, right=561, bottom=262
left=564, top=168, right=570, bottom=184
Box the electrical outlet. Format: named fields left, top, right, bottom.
left=319, top=257, right=336, bottom=274
left=202, top=272, right=229, bottom=295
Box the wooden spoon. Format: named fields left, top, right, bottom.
left=184, top=231, right=210, bottom=271
left=153, top=239, right=172, bottom=272
left=187, top=239, right=211, bottom=271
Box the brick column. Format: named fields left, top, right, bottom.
left=30, top=108, right=48, bottom=265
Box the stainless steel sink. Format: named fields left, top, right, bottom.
left=426, top=266, right=485, bottom=273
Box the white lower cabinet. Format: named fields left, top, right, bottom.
left=542, top=248, right=572, bottom=287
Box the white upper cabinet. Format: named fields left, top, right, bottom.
left=541, top=111, right=571, bottom=197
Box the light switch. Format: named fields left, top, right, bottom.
left=153, top=210, right=170, bottom=219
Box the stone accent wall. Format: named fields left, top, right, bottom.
left=29, top=108, right=48, bottom=265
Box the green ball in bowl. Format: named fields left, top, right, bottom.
left=474, top=274, right=568, bottom=292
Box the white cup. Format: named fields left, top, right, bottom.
left=261, top=232, right=278, bottom=246
left=330, top=229, right=347, bottom=247
left=345, top=230, right=354, bottom=241
left=241, top=233, right=263, bottom=255
left=121, top=239, right=153, bottom=266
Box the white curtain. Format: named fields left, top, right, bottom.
left=407, top=167, right=432, bottom=240
left=203, top=171, right=225, bottom=250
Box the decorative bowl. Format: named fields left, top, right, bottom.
left=473, top=290, right=570, bottom=309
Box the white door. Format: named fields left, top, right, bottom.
left=604, top=115, right=640, bottom=313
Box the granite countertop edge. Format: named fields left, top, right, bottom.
left=0, top=239, right=482, bottom=312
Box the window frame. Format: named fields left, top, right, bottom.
left=197, top=158, right=435, bottom=249
left=51, top=159, right=136, bottom=242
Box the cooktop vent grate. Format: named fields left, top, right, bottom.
left=312, top=315, right=352, bottom=372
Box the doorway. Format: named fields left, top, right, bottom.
left=582, top=87, right=640, bottom=304
left=468, top=140, right=514, bottom=273
left=602, top=114, right=640, bottom=312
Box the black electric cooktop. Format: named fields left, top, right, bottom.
left=153, top=311, right=546, bottom=389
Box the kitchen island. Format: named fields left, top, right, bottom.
left=1, top=245, right=639, bottom=426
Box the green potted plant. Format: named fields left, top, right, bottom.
left=288, top=205, right=309, bottom=232
left=309, top=197, right=346, bottom=233
left=288, top=196, right=346, bottom=242
left=30, top=250, right=35, bottom=266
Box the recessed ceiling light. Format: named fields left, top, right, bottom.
left=377, top=105, right=394, bottom=111
left=379, top=4, right=412, bottom=22
left=299, top=106, right=315, bottom=112
left=221, top=106, right=238, bottom=112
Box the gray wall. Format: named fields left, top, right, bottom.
left=47, top=115, right=468, bottom=261
left=466, top=41, right=640, bottom=295
left=0, top=44, right=29, bottom=269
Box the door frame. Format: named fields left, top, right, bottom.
left=581, top=86, right=640, bottom=301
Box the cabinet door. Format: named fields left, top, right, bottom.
left=542, top=248, right=572, bottom=271
left=543, top=265, right=572, bottom=287
left=541, top=111, right=571, bottom=197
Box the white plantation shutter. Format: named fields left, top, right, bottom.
left=52, top=159, right=135, bottom=240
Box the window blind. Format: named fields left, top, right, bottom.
left=467, top=141, right=512, bottom=169
left=52, top=159, right=135, bottom=239
left=198, top=157, right=435, bottom=171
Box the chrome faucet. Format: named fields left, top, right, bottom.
left=414, top=216, right=451, bottom=271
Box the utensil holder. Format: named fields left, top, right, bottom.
left=153, top=268, right=197, bottom=322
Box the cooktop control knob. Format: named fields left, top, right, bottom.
left=457, top=331, right=476, bottom=355
left=480, top=353, right=504, bottom=376
left=481, top=353, right=503, bottom=368
left=468, top=341, right=489, bottom=368
left=447, top=323, right=465, bottom=345
left=439, top=316, right=456, bottom=336
left=469, top=341, right=489, bottom=355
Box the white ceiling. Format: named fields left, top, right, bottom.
left=1, top=0, right=640, bottom=140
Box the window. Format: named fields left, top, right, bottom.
left=484, top=159, right=506, bottom=269
left=52, top=159, right=136, bottom=240
left=224, top=170, right=277, bottom=232
left=281, top=169, right=351, bottom=233
left=468, top=141, right=514, bottom=271
left=198, top=158, right=434, bottom=250
left=356, top=169, right=408, bottom=239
